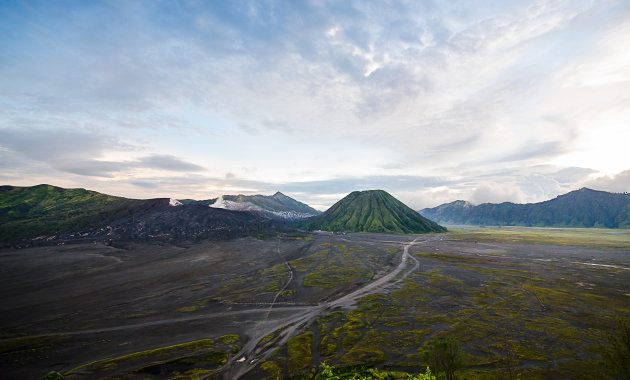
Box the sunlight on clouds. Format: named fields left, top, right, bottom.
left=546, top=18, right=630, bottom=175
left=555, top=20, right=630, bottom=88
left=1, top=0, right=628, bottom=206
left=551, top=108, right=630, bottom=175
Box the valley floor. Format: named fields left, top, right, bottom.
left=0, top=228, right=628, bottom=379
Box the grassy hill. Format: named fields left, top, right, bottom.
left=303, top=190, right=446, bottom=234
left=0, top=184, right=159, bottom=242
left=420, top=188, right=630, bottom=228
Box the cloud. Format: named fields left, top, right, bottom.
left=129, top=180, right=160, bottom=189
left=583, top=171, right=630, bottom=194
left=552, top=167, right=597, bottom=184
left=279, top=175, right=453, bottom=195
left=1, top=1, right=628, bottom=206
left=137, top=155, right=204, bottom=172
left=496, top=141, right=568, bottom=164
left=54, top=160, right=128, bottom=178
left=0, top=128, right=115, bottom=162
left=470, top=182, right=528, bottom=205
left=0, top=128, right=204, bottom=177
left=51, top=155, right=204, bottom=177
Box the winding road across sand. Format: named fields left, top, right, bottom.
left=217, top=235, right=428, bottom=380
left=0, top=235, right=429, bottom=379
left=264, top=238, right=295, bottom=320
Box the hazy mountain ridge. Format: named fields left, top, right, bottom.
left=0, top=185, right=285, bottom=245
left=420, top=188, right=630, bottom=228
left=303, top=190, right=447, bottom=234
left=177, top=198, right=217, bottom=206
left=183, top=191, right=321, bottom=220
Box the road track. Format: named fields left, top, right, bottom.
left=216, top=235, right=430, bottom=380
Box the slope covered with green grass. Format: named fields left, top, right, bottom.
left=303, top=190, right=446, bottom=234
left=0, top=184, right=157, bottom=242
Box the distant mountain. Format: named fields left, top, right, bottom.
left=420, top=188, right=630, bottom=228
left=303, top=190, right=446, bottom=234
left=177, top=198, right=217, bottom=207
left=0, top=185, right=285, bottom=245
left=183, top=191, right=321, bottom=220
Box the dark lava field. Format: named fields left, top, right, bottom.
left=1, top=229, right=629, bottom=379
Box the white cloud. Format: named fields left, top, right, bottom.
left=0, top=1, right=628, bottom=206
left=582, top=170, right=630, bottom=193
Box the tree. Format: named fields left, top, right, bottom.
left=318, top=362, right=435, bottom=379
left=495, top=334, right=519, bottom=380
left=601, top=318, right=630, bottom=379
left=423, top=337, right=463, bottom=380
left=497, top=345, right=518, bottom=379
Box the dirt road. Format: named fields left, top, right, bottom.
left=218, top=235, right=430, bottom=379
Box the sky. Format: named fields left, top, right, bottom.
left=1, top=0, right=629, bottom=210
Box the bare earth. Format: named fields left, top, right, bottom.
left=0, top=230, right=628, bottom=379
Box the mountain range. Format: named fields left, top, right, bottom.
left=0, top=185, right=291, bottom=244
left=420, top=188, right=630, bottom=228
left=3, top=185, right=628, bottom=246
left=302, top=190, right=446, bottom=234
left=180, top=192, right=320, bottom=220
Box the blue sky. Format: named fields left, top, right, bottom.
left=1, top=0, right=629, bottom=210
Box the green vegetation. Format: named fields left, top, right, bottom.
left=65, top=336, right=240, bottom=378
left=216, top=260, right=291, bottom=303
left=0, top=184, right=157, bottom=242
left=303, top=244, right=372, bottom=288
left=261, top=360, right=283, bottom=379
left=220, top=334, right=239, bottom=344
left=600, top=318, right=630, bottom=379
left=125, top=310, right=158, bottom=319
left=303, top=190, right=446, bottom=234
left=279, top=233, right=630, bottom=379
left=318, top=362, right=436, bottom=379
left=215, top=239, right=389, bottom=304
left=168, top=368, right=214, bottom=379
left=41, top=371, right=64, bottom=380
left=420, top=187, right=630, bottom=228
left=422, top=337, right=463, bottom=380
left=288, top=332, right=314, bottom=373
left=69, top=339, right=216, bottom=370
left=0, top=334, right=69, bottom=355
left=448, top=226, right=630, bottom=249
left=176, top=306, right=198, bottom=312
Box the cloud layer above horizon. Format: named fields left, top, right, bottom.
left=1, top=0, right=629, bottom=210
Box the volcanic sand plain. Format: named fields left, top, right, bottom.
left=0, top=228, right=629, bottom=379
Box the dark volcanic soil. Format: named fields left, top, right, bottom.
left=1, top=232, right=628, bottom=379
left=0, top=233, right=404, bottom=379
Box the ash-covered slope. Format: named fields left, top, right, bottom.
left=64, top=201, right=284, bottom=244
left=0, top=184, right=285, bottom=245
left=419, top=188, right=630, bottom=228
left=303, top=190, right=446, bottom=234
left=183, top=191, right=321, bottom=220
left=223, top=192, right=321, bottom=219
